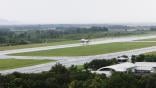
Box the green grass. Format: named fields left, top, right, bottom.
left=144, top=51, right=156, bottom=55
left=0, top=59, right=55, bottom=70
left=137, top=38, right=156, bottom=41
left=0, top=40, right=78, bottom=51
left=11, top=42, right=156, bottom=56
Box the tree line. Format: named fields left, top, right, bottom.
left=132, top=54, right=156, bottom=63
left=0, top=26, right=145, bottom=46
left=0, top=63, right=156, bottom=88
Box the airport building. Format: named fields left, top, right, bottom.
left=92, top=62, right=156, bottom=77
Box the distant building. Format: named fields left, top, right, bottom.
left=135, top=62, right=156, bottom=74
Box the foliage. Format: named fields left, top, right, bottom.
left=107, top=73, right=138, bottom=88
left=0, top=63, right=156, bottom=88
left=133, top=54, right=156, bottom=62
left=0, top=27, right=108, bottom=46
left=84, top=59, right=118, bottom=70
left=0, top=26, right=145, bottom=47
left=0, top=64, right=156, bottom=88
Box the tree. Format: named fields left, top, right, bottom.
left=49, top=63, right=68, bottom=74
left=136, top=54, right=145, bottom=62
left=131, top=55, right=136, bottom=63
left=108, top=73, right=138, bottom=88
left=138, top=74, right=156, bottom=88
left=84, top=59, right=118, bottom=70
left=68, top=80, right=83, bottom=88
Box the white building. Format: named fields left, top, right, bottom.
left=92, top=62, right=156, bottom=77
left=135, top=62, right=156, bottom=73
left=92, top=62, right=135, bottom=77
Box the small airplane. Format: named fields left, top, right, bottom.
left=80, top=39, right=90, bottom=44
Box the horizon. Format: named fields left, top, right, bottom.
left=1, top=20, right=156, bottom=26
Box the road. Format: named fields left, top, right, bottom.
left=1, top=35, right=156, bottom=74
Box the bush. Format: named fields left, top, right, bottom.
left=84, top=59, right=118, bottom=70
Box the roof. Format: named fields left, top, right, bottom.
left=135, top=62, right=156, bottom=71
left=135, top=62, right=156, bottom=67
left=97, top=62, right=156, bottom=72
left=98, top=62, right=135, bottom=72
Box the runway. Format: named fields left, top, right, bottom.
left=1, top=35, right=156, bottom=74
left=1, top=46, right=156, bottom=74
left=1, top=35, right=156, bottom=55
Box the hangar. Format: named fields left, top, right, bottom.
left=92, top=62, right=156, bottom=77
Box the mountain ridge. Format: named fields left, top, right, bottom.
left=0, top=19, right=21, bottom=25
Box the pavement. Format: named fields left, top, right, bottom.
left=1, top=35, right=156, bottom=74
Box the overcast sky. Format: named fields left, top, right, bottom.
left=0, top=0, right=156, bottom=24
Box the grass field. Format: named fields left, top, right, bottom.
left=11, top=42, right=156, bottom=56
left=144, top=51, right=156, bottom=55
left=0, top=59, right=54, bottom=70
left=137, top=38, right=156, bottom=41
left=0, top=40, right=78, bottom=51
